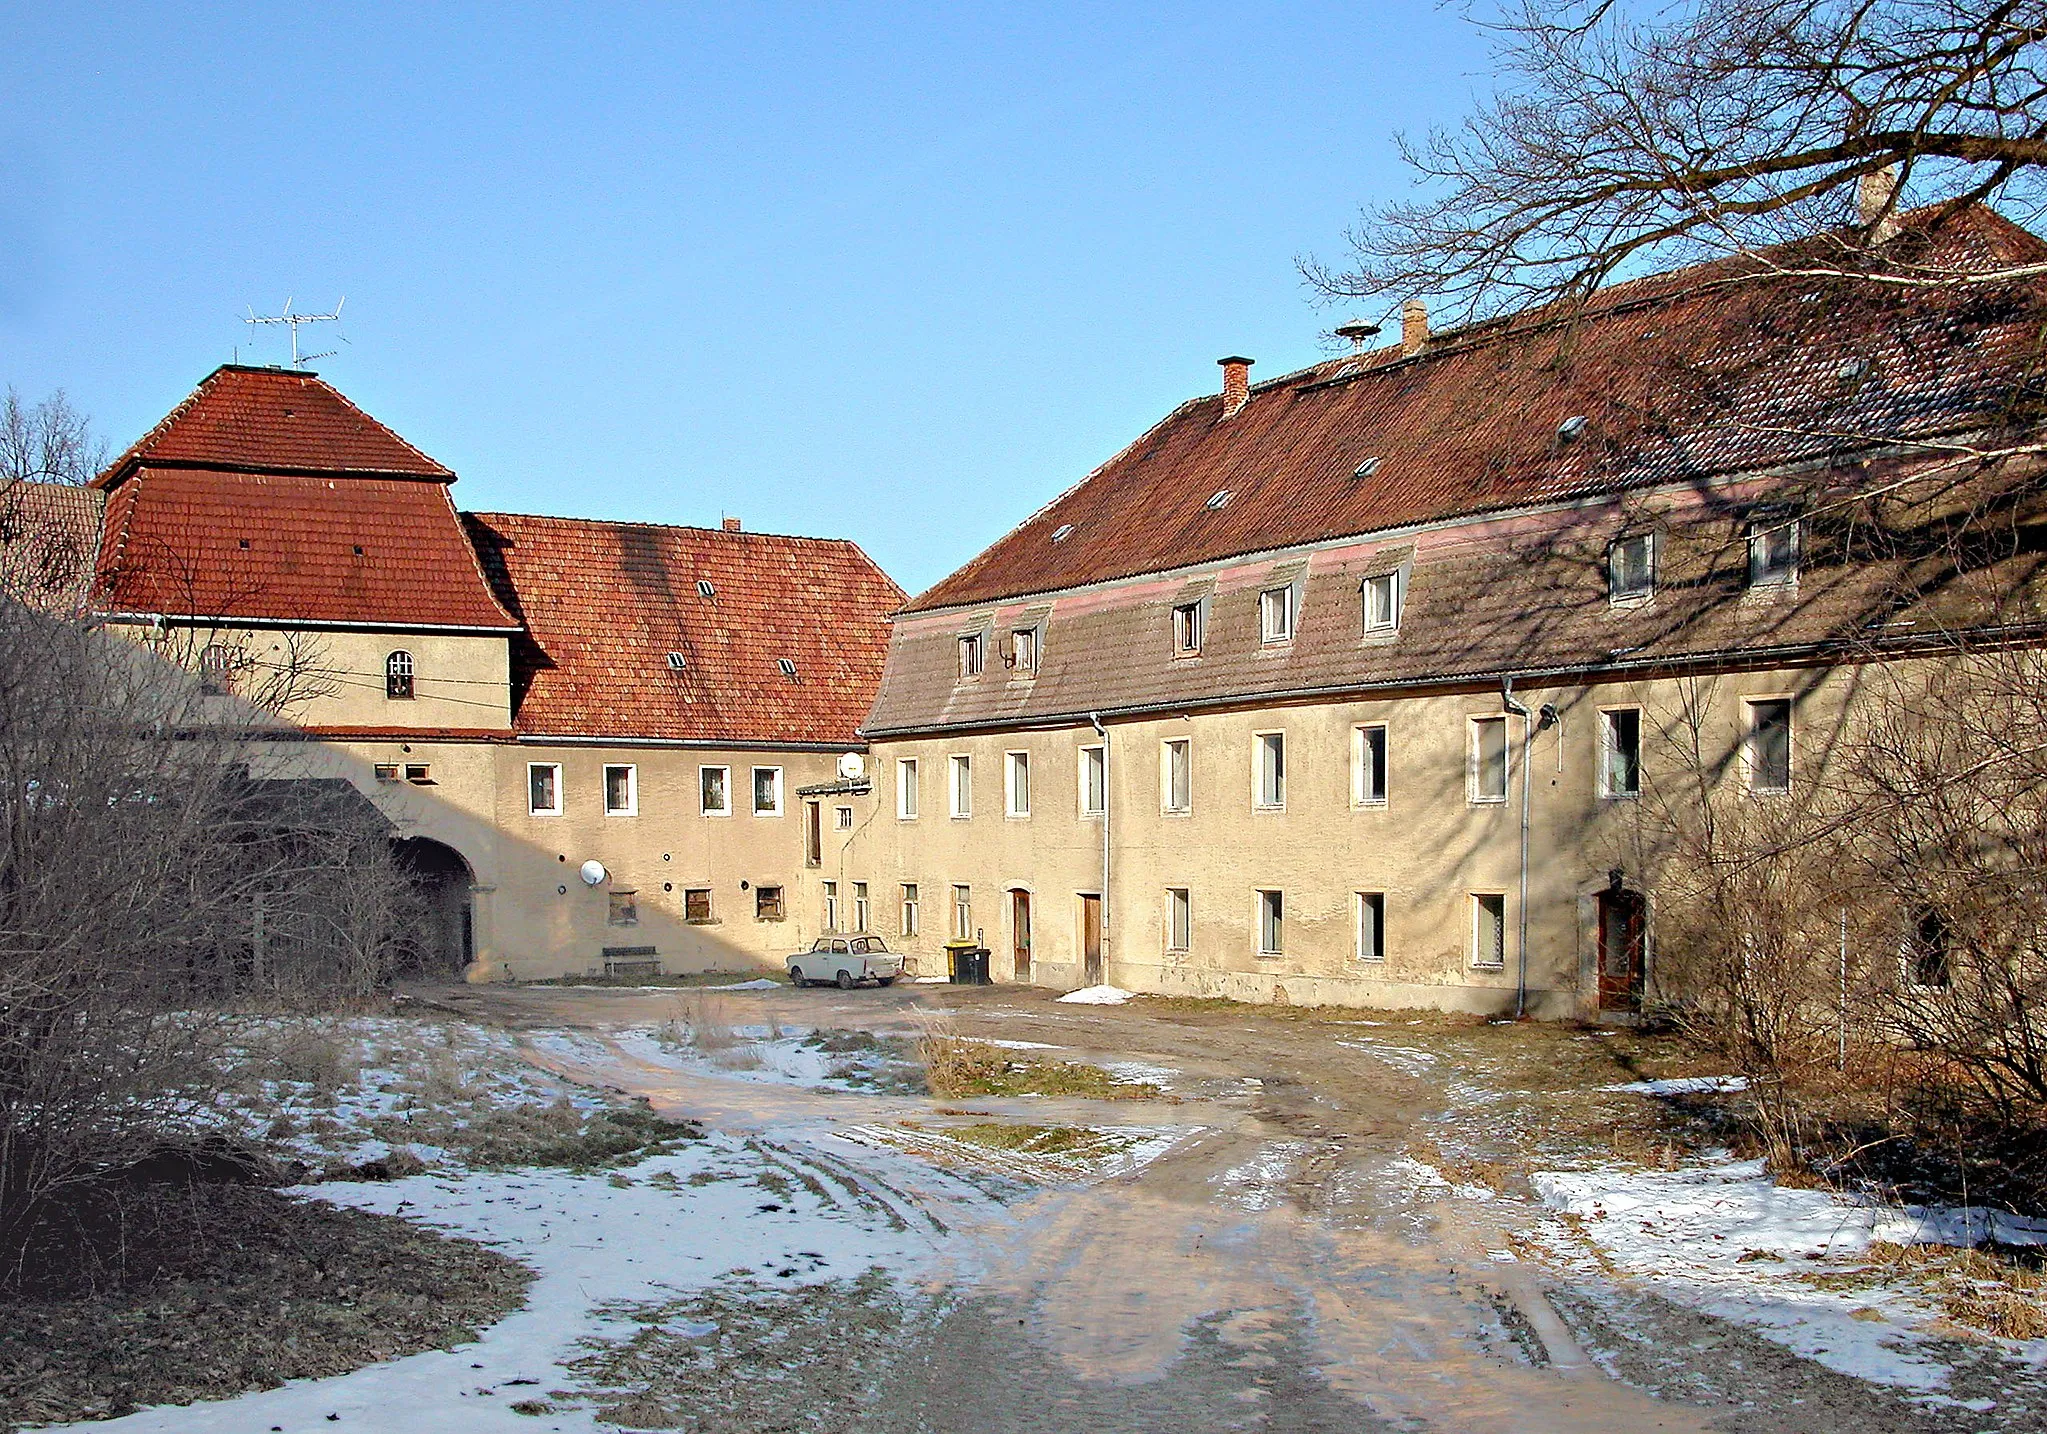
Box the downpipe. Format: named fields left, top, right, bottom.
left=1501, top=677, right=1534, bottom=1020
left=1090, top=711, right=1109, bottom=983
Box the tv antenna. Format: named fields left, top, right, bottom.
left=244, top=296, right=346, bottom=368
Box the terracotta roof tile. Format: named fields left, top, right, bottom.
left=98, top=365, right=452, bottom=482
left=466, top=513, right=904, bottom=746
left=911, top=206, right=2047, bottom=614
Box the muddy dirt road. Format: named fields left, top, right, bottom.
left=429, top=982, right=2035, bottom=1434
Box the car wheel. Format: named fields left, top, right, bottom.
left=789, top=968, right=808, bottom=988
left=836, top=969, right=855, bottom=990
left=875, top=976, right=896, bottom=987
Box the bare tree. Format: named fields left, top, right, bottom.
left=1, top=387, right=107, bottom=488
left=1307, top=1, right=2047, bottom=322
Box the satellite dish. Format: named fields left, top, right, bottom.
left=837, top=752, right=866, bottom=780
left=579, top=860, right=607, bottom=887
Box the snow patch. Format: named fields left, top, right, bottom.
left=1602, top=1075, right=1749, bottom=1096
left=1057, top=985, right=1135, bottom=1005
left=704, top=977, right=783, bottom=991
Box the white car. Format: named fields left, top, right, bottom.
left=787, top=935, right=904, bottom=989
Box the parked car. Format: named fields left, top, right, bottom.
left=787, top=935, right=904, bottom=989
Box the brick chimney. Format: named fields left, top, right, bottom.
left=1858, top=165, right=1901, bottom=242
left=1400, top=300, right=1429, bottom=355
left=1217, top=356, right=1254, bottom=417
left=722, top=516, right=742, bottom=532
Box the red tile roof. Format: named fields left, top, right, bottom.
left=910, top=207, right=2047, bottom=613
left=96, top=467, right=518, bottom=629
left=98, top=366, right=453, bottom=482
left=1, top=480, right=105, bottom=612
left=465, top=512, right=904, bottom=746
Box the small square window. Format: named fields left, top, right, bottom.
left=756, top=885, right=785, bottom=921
left=1609, top=533, right=1655, bottom=601
left=604, top=764, right=637, bottom=815
left=1259, top=586, right=1294, bottom=643
left=1353, top=724, right=1388, bottom=806
left=528, top=763, right=562, bottom=816
left=752, top=766, right=783, bottom=816
left=1257, top=889, right=1284, bottom=956
left=959, top=632, right=985, bottom=678
left=835, top=804, right=853, bottom=830
left=404, top=763, right=433, bottom=785
left=1362, top=571, right=1402, bottom=633
left=685, top=888, right=713, bottom=923
left=1602, top=709, right=1642, bottom=797
left=1356, top=892, right=1386, bottom=962
left=373, top=763, right=402, bottom=783
left=1748, top=514, right=1800, bottom=587
left=1472, top=893, right=1506, bottom=967
left=1172, top=601, right=1205, bottom=655
left=1166, top=887, right=1191, bottom=952
left=608, top=889, right=639, bottom=927
left=700, top=765, right=731, bottom=817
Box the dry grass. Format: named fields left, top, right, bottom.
left=914, top=1020, right=1156, bottom=1101
left=1795, top=1241, right=2047, bottom=1340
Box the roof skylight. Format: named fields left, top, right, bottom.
left=665, top=651, right=687, bottom=671
left=1051, top=523, right=1075, bottom=543
left=776, top=658, right=798, bottom=679
left=1557, top=415, right=1589, bottom=442
left=1206, top=489, right=1233, bottom=511
left=696, top=579, right=715, bottom=598
left=1353, top=457, right=1382, bottom=479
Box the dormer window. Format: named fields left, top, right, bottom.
left=1259, top=586, right=1295, bottom=643
left=1362, top=570, right=1402, bottom=633
left=958, top=631, right=985, bottom=679
left=1748, top=512, right=1801, bottom=587
left=1609, top=533, right=1655, bottom=602
left=697, top=579, right=716, bottom=598
left=1173, top=600, right=1205, bottom=655
left=1009, top=627, right=1038, bottom=674
left=665, top=651, right=687, bottom=671
left=385, top=650, right=415, bottom=700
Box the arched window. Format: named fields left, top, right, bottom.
left=385, top=650, right=415, bottom=700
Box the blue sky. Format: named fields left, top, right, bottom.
left=2, top=3, right=1486, bottom=595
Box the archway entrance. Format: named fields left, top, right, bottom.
left=391, top=837, right=475, bottom=976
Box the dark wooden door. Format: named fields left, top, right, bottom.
left=1081, top=894, right=1103, bottom=986
left=1011, top=890, right=1032, bottom=981
left=1597, top=889, right=1647, bottom=1012
left=804, top=802, right=822, bottom=866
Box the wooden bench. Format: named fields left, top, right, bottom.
left=600, top=946, right=661, bottom=977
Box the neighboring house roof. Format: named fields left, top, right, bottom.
left=909, top=206, right=2047, bottom=614
left=91, top=367, right=516, bottom=630
left=0, top=480, right=105, bottom=612
left=97, top=365, right=453, bottom=483
left=465, top=512, right=905, bottom=746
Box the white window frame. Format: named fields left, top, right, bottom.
left=1355, top=891, right=1386, bottom=962
left=751, top=765, right=784, bottom=817
left=699, top=764, right=732, bottom=818
left=1469, top=716, right=1509, bottom=805
left=834, top=804, right=854, bottom=830
left=1010, top=626, right=1039, bottom=674
left=1471, top=892, right=1508, bottom=968
left=822, top=880, right=840, bottom=932
left=1161, top=737, right=1192, bottom=815
left=949, top=753, right=973, bottom=819
left=1005, top=750, right=1031, bottom=818
left=900, top=883, right=920, bottom=937
left=853, top=881, right=870, bottom=933
left=1361, top=570, right=1403, bottom=634
left=384, top=648, right=415, bottom=699
left=1256, top=889, right=1284, bottom=956
left=1608, top=532, right=1656, bottom=604
left=1259, top=585, right=1295, bottom=644
left=1745, top=696, right=1794, bottom=795
left=1599, top=706, right=1643, bottom=800
left=1079, top=743, right=1106, bottom=818
left=897, top=757, right=919, bottom=820
left=1166, top=887, right=1191, bottom=952
left=603, top=763, right=638, bottom=816
left=1351, top=722, right=1389, bottom=807
left=959, top=631, right=986, bottom=678
left=1172, top=599, right=1206, bottom=656
left=1253, top=730, right=1286, bottom=811
left=527, top=762, right=563, bottom=817
left=1747, top=512, right=1801, bottom=588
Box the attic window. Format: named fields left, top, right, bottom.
left=352, top=545, right=365, bottom=557
left=237, top=538, right=250, bottom=549
left=1352, top=457, right=1382, bottom=480
left=697, top=579, right=715, bottom=598
left=1836, top=357, right=1870, bottom=383
left=1557, top=415, right=1589, bottom=442
left=1051, top=524, right=1075, bottom=543
left=776, top=658, right=799, bottom=680
left=1206, top=489, right=1233, bottom=511
left=665, top=651, right=688, bottom=671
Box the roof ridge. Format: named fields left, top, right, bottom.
left=464, top=508, right=869, bottom=547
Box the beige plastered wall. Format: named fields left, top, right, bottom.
left=853, top=655, right=1879, bottom=1016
